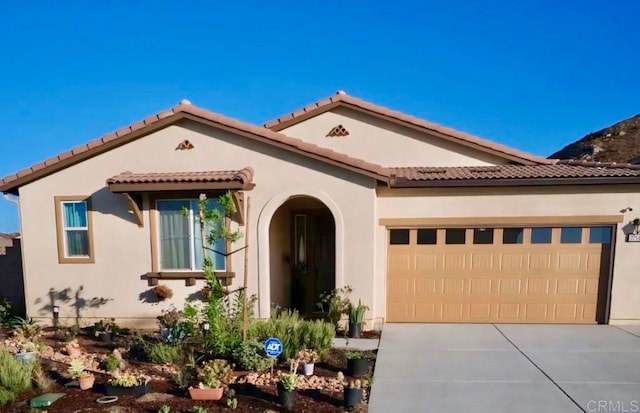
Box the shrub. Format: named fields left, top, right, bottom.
left=157, top=305, right=183, bottom=329
left=32, top=362, right=53, bottom=392
left=316, top=286, right=353, bottom=328
left=251, top=310, right=335, bottom=360
left=157, top=406, right=171, bottom=413
left=0, top=350, right=33, bottom=405
left=102, top=354, right=120, bottom=372
left=231, top=341, right=272, bottom=371
left=149, top=343, right=182, bottom=364
left=0, top=298, right=11, bottom=325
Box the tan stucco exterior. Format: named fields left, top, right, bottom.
left=279, top=106, right=510, bottom=167
left=18, top=120, right=377, bottom=326
left=9, top=99, right=640, bottom=328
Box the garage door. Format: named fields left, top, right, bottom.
left=386, top=226, right=613, bottom=323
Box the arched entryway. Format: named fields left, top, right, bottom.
left=268, top=196, right=336, bottom=315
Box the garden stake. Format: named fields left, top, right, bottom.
left=242, top=196, right=251, bottom=341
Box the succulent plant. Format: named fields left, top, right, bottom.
left=68, top=358, right=92, bottom=379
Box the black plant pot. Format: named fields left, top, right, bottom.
left=97, top=332, right=113, bottom=343
left=347, top=357, right=368, bottom=377
left=105, top=382, right=151, bottom=397
left=277, top=383, right=297, bottom=409
left=344, top=387, right=363, bottom=407
left=348, top=322, right=362, bottom=338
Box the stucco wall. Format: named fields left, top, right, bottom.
left=18, top=119, right=377, bottom=326
left=375, top=185, right=640, bottom=324
left=279, top=106, right=510, bottom=167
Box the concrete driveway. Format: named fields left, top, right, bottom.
left=369, top=324, right=640, bottom=413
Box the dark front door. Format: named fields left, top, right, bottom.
left=291, top=209, right=335, bottom=315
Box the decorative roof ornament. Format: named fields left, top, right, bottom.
left=176, top=140, right=195, bottom=150
left=326, top=124, right=350, bottom=137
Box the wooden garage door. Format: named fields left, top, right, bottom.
left=386, top=226, right=613, bottom=323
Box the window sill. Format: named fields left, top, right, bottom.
left=145, top=271, right=235, bottom=287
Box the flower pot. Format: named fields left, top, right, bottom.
left=78, top=375, right=95, bottom=390
left=344, top=387, right=363, bottom=407
left=188, top=387, right=224, bottom=401
left=277, top=383, right=297, bottom=409
left=346, top=357, right=368, bottom=377
left=66, top=345, right=82, bottom=358
left=302, top=362, right=314, bottom=376
left=348, top=322, right=362, bottom=338
left=97, top=332, right=113, bottom=343
left=105, top=382, right=151, bottom=397
left=15, top=351, right=37, bottom=364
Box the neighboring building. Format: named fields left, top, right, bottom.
left=1, top=92, right=640, bottom=327
left=0, top=233, right=25, bottom=316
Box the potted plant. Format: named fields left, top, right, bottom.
left=297, top=349, right=319, bottom=376
left=340, top=373, right=364, bottom=407
left=346, top=300, right=368, bottom=338
left=157, top=305, right=184, bottom=343
left=153, top=284, right=173, bottom=301
left=188, top=359, right=235, bottom=401
left=277, top=359, right=299, bottom=409
left=15, top=340, right=38, bottom=364
left=68, top=358, right=95, bottom=390
left=94, top=318, right=118, bottom=342
left=345, top=351, right=368, bottom=377
left=106, top=372, right=151, bottom=396
left=65, top=338, right=82, bottom=358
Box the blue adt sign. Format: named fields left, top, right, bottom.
left=264, top=337, right=283, bottom=358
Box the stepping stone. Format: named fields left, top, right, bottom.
left=30, top=393, right=65, bottom=407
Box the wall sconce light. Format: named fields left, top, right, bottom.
left=52, top=305, right=59, bottom=320
left=633, top=218, right=640, bottom=234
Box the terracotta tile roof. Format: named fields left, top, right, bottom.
left=0, top=101, right=390, bottom=194
left=107, top=168, right=254, bottom=186
left=264, top=91, right=552, bottom=166
left=0, top=233, right=19, bottom=239
left=390, top=162, right=640, bottom=187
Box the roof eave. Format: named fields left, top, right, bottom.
left=390, top=176, right=640, bottom=188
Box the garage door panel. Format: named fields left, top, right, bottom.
left=387, top=225, right=611, bottom=324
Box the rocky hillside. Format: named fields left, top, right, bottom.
left=549, top=114, right=640, bottom=163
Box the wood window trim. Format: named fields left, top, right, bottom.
left=54, top=195, right=95, bottom=264
left=379, top=215, right=624, bottom=228
left=145, top=271, right=235, bottom=287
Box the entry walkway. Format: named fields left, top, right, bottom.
left=369, top=324, right=640, bottom=413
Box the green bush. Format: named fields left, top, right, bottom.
left=101, top=354, right=120, bottom=372
left=231, top=340, right=272, bottom=371
left=251, top=310, right=335, bottom=360
left=149, top=343, right=182, bottom=364
left=0, top=350, right=33, bottom=405
left=0, top=298, right=11, bottom=325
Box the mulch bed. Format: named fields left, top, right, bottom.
left=7, top=331, right=375, bottom=413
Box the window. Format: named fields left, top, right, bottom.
left=157, top=199, right=226, bottom=271
left=503, top=228, right=524, bottom=244
left=389, top=229, right=410, bottom=245
left=417, top=229, right=437, bottom=245
left=589, top=226, right=612, bottom=244
left=55, top=196, right=94, bottom=263
left=531, top=227, right=552, bottom=244
left=446, top=228, right=466, bottom=244
left=473, top=228, right=494, bottom=244
left=561, top=227, right=582, bottom=244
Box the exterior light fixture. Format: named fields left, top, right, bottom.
left=633, top=218, right=640, bottom=234
left=202, top=322, right=210, bottom=334
left=52, top=305, right=59, bottom=319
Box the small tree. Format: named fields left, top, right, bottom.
left=188, top=192, right=252, bottom=357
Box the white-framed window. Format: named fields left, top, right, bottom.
left=55, top=196, right=94, bottom=263
left=156, top=199, right=226, bottom=271
left=62, top=201, right=90, bottom=257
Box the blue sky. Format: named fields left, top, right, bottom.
left=1, top=0, right=639, bottom=232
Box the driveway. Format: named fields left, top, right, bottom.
left=369, top=324, right=640, bottom=413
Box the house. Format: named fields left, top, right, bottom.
left=2, top=91, right=640, bottom=327
left=0, top=233, right=25, bottom=316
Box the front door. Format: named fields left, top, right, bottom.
left=291, top=209, right=335, bottom=315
